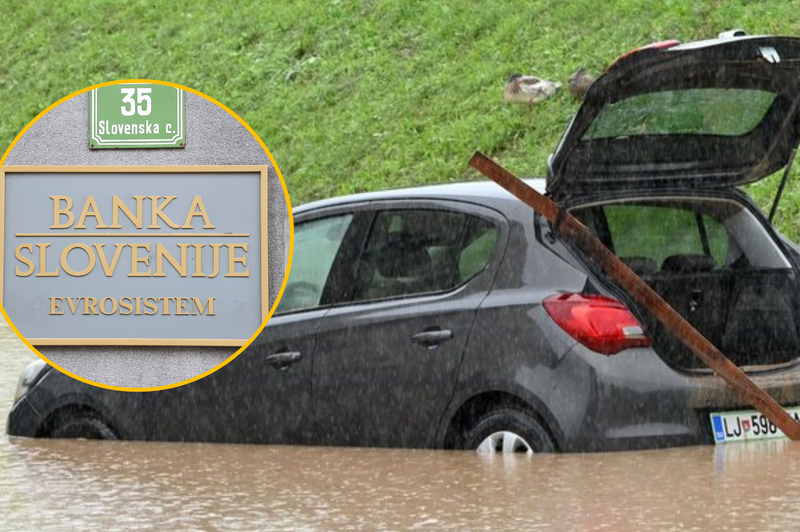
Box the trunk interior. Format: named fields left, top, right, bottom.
left=570, top=194, right=800, bottom=371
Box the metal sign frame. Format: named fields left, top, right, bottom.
left=90, top=85, right=185, bottom=149
left=0, top=165, right=269, bottom=347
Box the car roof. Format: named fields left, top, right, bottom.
left=294, top=178, right=546, bottom=214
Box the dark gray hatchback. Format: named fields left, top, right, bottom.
left=10, top=32, right=800, bottom=452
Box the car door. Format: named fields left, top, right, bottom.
left=143, top=212, right=357, bottom=444
left=312, top=201, right=506, bottom=448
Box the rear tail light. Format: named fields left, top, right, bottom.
left=543, top=293, right=651, bottom=355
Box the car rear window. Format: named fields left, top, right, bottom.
left=574, top=199, right=791, bottom=275
left=603, top=204, right=728, bottom=270
left=583, top=88, right=776, bottom=139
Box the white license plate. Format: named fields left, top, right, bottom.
left=710, top=407, right=800, bottom=443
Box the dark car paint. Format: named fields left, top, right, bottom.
left=146, top=194, right=521, bottom=449
left=9, top=177, right=800, bottom=452
left=9, top=367, right=146, bottom=440
left=142, top=309, right=323, bottom=445
left=8, top=182, right=579, bottom=448
left=309, top=199, right=509, bottom=448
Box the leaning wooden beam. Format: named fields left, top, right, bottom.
left=469, top=150, right=800, bottom=441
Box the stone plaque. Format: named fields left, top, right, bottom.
left=0, top=166, right=269, bottom=346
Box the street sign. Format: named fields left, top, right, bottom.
left=0, top=165, right=269, bottom=346
left=90, top=83, right=185, bottom=149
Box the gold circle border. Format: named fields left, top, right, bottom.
left=0, top=79, right=295, bottom=392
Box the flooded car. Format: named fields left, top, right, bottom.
left=10, top=32, right=800, bottom=453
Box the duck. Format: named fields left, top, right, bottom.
left=503, top=73, right=561, bottom=111
left=567, top=67, right=595, bottom=101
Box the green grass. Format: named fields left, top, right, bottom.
left=3, top=1, right=800, bottom=237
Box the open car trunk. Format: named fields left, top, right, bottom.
left=549, top=34, right=800, bottom=371
left=548, top=35, right=800, bottom=200
left=571, top=195, right=800, bottom=371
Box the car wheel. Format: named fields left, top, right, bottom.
left=464, top=408, right=555, bottom=454
left=50, top=414, right=117, bottom=440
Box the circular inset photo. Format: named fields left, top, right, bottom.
left=0, top=80, right=293, bottom=390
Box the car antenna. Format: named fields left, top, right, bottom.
left=769, top=148, right=797, bottom=224
left=468, top=150, right=800, bottom=441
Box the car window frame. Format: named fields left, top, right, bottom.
left=336, top=199, right=509, bottom=308
left=600, top=202, right=723, bottom=269
left=273, top=206, right=373, bottom=317
left=275, top=198, right=509, bottom=316
left=566, top=189, right=797, bottom=274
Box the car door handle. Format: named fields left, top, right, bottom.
left=265, top=351, right=303, bottom=370
left=412, top=329, right=453, bottom=349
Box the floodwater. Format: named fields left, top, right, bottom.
left=3, top=323, right=800, bottom=531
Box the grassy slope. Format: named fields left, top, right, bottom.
left=2, top=1, right=800, bottom=235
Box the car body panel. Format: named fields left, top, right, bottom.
left=314, top=291, right=478, bottom=448
left=8, top=174, right=800, bottom=453
left=7, top=368, right=146, bottom=440
left=440, top=214, right=593, bottom=450
left=142, top=310, right=324, bottom=444
left=311, top=199, right=509, bottom=448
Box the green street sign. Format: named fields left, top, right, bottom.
left=90, top=83, right=185, bottom=149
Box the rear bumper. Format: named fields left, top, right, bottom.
left=557, top=345, right=800, bottom=452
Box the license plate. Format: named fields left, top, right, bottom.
left=710, top=407, right=800, bottom=443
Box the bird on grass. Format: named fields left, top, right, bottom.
left=567, top=67, right=595, bottom=101
left=503, top=73, right=561, bottom=112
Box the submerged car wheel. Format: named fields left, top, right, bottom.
left=50, top=414, right=117, bottom=440
left=464, top=408, right=555, bottom=454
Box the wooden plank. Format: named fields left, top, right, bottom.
left=469, top=151, right=800, bottom=441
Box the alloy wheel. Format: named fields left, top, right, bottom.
left=476, top=430, right=533, bottom=454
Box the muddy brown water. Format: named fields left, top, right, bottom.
left=3, top=322, right=800, bottom=531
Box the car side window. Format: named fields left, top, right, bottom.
left=276, top=214, right=353, bottom=313
left=458, top=216, right=500, bottom=282
left=352, top=209, right=498, bottom=302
